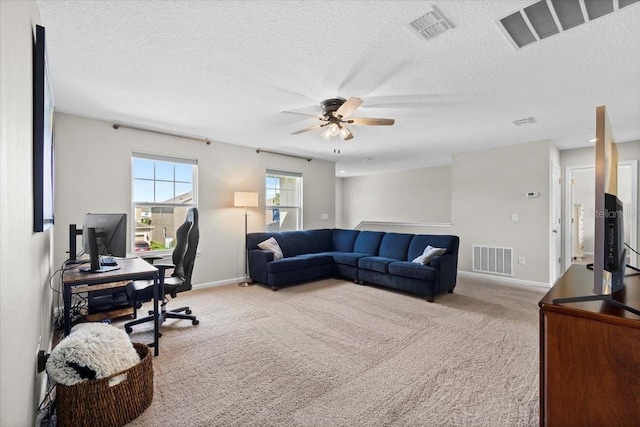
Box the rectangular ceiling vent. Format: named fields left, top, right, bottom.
left=513, top=117, right=536, bottom=126
left=496, top=0, right=640, bottom=50
left=408, top=6, right=455, bottom=41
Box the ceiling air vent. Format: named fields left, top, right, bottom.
left=496, top=0, right=640, bottom=50
left=512, top=117, right=536, bottom=127
left=408, top=6, right=455, bottom=41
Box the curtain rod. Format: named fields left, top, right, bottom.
left=112, top=122, right=211, bottom=145
left=256, top=148, right=312, bottom=162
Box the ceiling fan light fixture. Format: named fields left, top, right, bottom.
left=320, top=127, right=333, bottom=140
left=329, top=123, right=340, bottom=137
left=339, top=126, right=352, bottom=140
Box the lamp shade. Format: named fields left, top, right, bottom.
left=234, top=191, right=259, bottom=208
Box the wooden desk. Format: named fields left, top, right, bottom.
left=539, top=265, right=640, bottom=426
left=63, top=257, right=161, bottom=356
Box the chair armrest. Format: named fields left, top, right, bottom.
left=153, top=262, right=176, bottom=274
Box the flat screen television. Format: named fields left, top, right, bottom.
left=554, top=106, right=638, bottom=316
left=83, top=213, right=127, bottom=257
left=33, top=24, right=55, bottom=232
left=593, top=106, right=626, bottom=295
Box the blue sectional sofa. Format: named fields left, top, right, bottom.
left=246, top=229, right=459, bottom=302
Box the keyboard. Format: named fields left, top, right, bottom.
left=100, top=256, right=118, bottom=266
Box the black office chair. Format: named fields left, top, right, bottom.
left=124, top=207, right=200, bottom=334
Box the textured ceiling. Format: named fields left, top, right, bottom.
left=38, top=1, right=640, bottom=176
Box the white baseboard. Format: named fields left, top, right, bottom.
left=458, top=270, right=551, bottom=289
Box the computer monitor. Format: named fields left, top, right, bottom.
left=83, top=213, right=127, bottom=257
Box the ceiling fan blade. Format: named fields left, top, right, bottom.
left=281, top=111, right=325, bottom=119
left=291, top=123, right=325, bottom=135
left=335, top=97, right=363, bottom=119
left=347, top=118, right=395, bottom=126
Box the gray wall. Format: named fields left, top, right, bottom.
left=53, top=113, right=337, bottom=284
left=0, top=1, right=53, bottom=425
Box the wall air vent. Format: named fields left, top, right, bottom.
left=512, top=117, right=536, bottom=127
left=473, top=245, right=513, bottom=276
left=408, top=6, right=455, bottom=41
left=496, top=0, right=640, bottom=50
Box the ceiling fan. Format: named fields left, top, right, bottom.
left=286, top=97, right=395, bottom=141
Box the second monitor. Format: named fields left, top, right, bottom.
left=83, top=213, right=127, bottom=257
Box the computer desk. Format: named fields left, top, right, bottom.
left=62, top=257, right=161, bottom=356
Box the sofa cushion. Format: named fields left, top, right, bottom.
left=388, top=261, right=438, bottom=281
left=332, top=229, right=360, bottom=252
left=412, top=245, right=446, bottom=265
left=358, top=256, right=396, bottom=273
left=378, top=233, right=413, bottom=261
left=353, top=231, right=385, bottom=255
left=296, top=253, right=334, bottom=267
left=332, top=252, right=369, bottom=267
left=258, top=237, right=284, bottom=260
left=408, top=235, right=459, bottom=260
left=307, top=229, right=333, bottom=253
left=267, top=257, right=309, bottom=273
left=283, top=231, right=314, bottom=257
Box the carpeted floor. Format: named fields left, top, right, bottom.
left=121, top=275, right=547, bottom=426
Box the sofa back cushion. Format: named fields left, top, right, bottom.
left=282, top=231, right=314, bottom=257
left=247, top=232, right=279, bottom=251
left=332, top=229, right=360, bottom=252
left=305, top=229, right=333, bottom=253
left=379, top=233, right=414, bottom=261
left=408, top=235, right=460, bottom=261
left=353, top=231, right=385, bottom=255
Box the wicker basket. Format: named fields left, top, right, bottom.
left=55, top=342, right=153, bottom=427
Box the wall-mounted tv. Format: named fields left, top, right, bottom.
left=33, top=24, right=55, bottom=232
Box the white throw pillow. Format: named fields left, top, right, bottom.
left=258, top=237, right=283, bottom=260
left=412, top=245, right=446, bottom=265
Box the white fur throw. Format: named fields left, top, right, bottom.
left=46, top=323, right=140, bottom=386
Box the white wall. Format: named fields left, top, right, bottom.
left=0, top=1, right=54, bottom=425
left=340, top=140, right=557, bottom=284
left=452, top=140, right=556, bottom=284
left=341, top=165, right=452, bottom=228
left=53, top=113, right=337, bottom=285
left=561, top=140, right=640, bottom=265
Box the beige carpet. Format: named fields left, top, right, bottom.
left=121, top=275, right=547, bottom=426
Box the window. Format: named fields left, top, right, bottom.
left=132, top=152, right=197, bottom=253
left=265, top=170, right=302, bottom=231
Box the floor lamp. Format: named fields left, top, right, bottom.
left=235, top=191, right=259, bottom=287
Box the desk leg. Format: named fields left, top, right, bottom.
left=153, top=274, right=160, bottom=356
left=63, top=284, right=72, bottom=336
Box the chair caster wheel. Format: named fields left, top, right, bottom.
left=125, top=327, right=132, bottom=334
left=186, top=309, right=192, bottom=315
left=192, top=320, right=199, bottom=325
left=158, top=332, right=163, bottom=338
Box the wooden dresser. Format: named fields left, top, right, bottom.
left=539, top=264, right=640, bottom=426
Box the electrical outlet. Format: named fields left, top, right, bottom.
left=518, top=256, right=526, bottom=265
left=511, top=213, right=519, bottom=222
left=320, top=213, right=329, bottom=220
